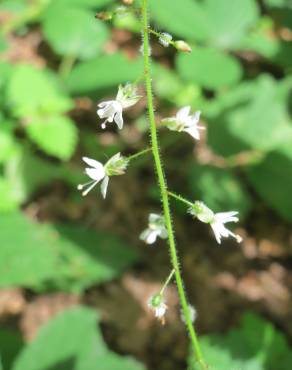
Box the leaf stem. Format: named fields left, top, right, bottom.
left=168, top=191, right=194, bottom=208
left=127, top=147, right=151, bottom=161
left=160, top=269, right=175, bottom=295
left=141, top=1, right=207, bottom=369
left=58, top=54, right=77, bottom=80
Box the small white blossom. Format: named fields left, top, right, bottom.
left=97, top=84, right=141, bottom=130
left=77, top=153, right=128, bottom=199
left=148, top=294, right=168, bottom=324
left=180, top=304, right=197, bottom=324
left=189, top=201, right=242, bottom=245
left=159, top=32, right=173, bottom=47
left=140, top=213, right=168, bottom=244
left=162, top=106, right=204, bottom=140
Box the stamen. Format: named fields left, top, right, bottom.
left=77, top=180, right=94, bottom=191
left=82, top=181, right=98, bottom=196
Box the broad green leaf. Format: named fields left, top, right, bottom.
left=188, top=165, right=251, bottom=217
left=0, top=122, right=18, bottom=163
left=264, top=0, right=292, bottom=7
left=26, top=115, right=78, bottom=160
left=7, top=65, right=73, bottom=117
left=177, top=47, right=242, bottom=89
left=227, top=75, right=292, bottom=151
left=0, top=212, right=139, bottom=291
left=205, top=76, right=292, bottom=156
left=0, top=329, right=23, bottom=370
left=5, top=146, right=63, bottom=204
left=0, top=62, right=12, bottom=92
left=149, top=0, right=259, bottom=49
left=0, top=0, right=26, bottom=14
left=67, top=53, right=143, bottom=95
left=0, top=213, right=61, bottom=287
left=149, top=0, right=209, bottom=42
left=247, top=148, right=292, bottom=222
left=43, top=4, right=109, bottom=60
left=50, top=0, right=113, bottom=8
left=45, top=224, right=139, bottom=292
left=189, top=312, right=292, bottom=370
left=0, top=177, right=19, bottom=212
left=13, top=307, right=145, bottom=370
left=203, top=0, right=259, bottom=49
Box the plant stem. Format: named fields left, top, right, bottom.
left=58, top=54, right=77, bottom=80
left=141, top=1, right=207, bottom=369
left=160, top=269, right=175, bottom=295
left=168, top=191, right=194, bottom=208
left=127, top=147, right=151, bottom=161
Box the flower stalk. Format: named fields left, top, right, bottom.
left=141, top=0, right=207, bottom=368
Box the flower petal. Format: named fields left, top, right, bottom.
left=114, top=110, right=124, bottom=129
left=101, top=175, right=109, bottom=199
left=85, top=167, right=105, bottom=182
left=184, top=126, right=201, bottom=140
left=177, top=106, right=190, bottom=121
left=83, top=157, right=104, bottom=169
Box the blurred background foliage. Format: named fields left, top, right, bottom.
left=0, top=0, right=292, bottom=369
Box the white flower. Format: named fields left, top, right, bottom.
left=189, top=201, right=242, bottom=245
left=180, top=304, right=197, bottom=324
left=97, top=84, right=141, bottom=130
left=148, top=294, right=168, bottom=324
left=159, top=32, right=173, bottom=47
left=162, top=106, right=204, bottom=140
left=140, top=213, right=168, bottom=244
left=77, top=153, right=128, bottom=199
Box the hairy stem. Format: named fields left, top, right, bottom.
left=127, top=147, right=151, bottom=161
left=168, top=191, right=194, bottom=208
left=141, top=1, right=207, bottom=368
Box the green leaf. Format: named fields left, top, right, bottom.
left=5, top=146, right=63, bottom=204
left=188, top=165, right=251, bottom=217
left=13, top=306, right=145, bottom=370
left=149, top=0, right=209, bottom=42
left=0, top=177, right=19, bottom=212
left=203, top=0, right=259, bottom=49
left=0, top=121, right=18, bottom=163
left=149, top=0, right=259, bottom=49
left=45, top=224, right=139, bottom=292
left=227, top=75, right=292, bottom=151
left=177, top=47, right=242, bottom=89
left=67, top=53, right=143, bottom=95
left=189, top=312, right=292, bottom=370
left=0, top=329, right=23, bottom=370
left=52, top=0, right=114, bottom=8
left=247, top=147, right=292, bottom=222
left=0, top=212, right=139, bottom=291
left=7, top=65, right=73, bottom=117
left=26, top=115, right=78, bottom=160
left=43, top=4, right=109, bottom=60
left=0, top=62, right=12, bottom=92
left=0, top=213, right=61, bottom=288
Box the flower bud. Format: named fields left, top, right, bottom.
left=174, top=40, right=192, bottom=53
left=105, top=153, right=129, bottom=176
left=95, top=12, right=112, bottom=21
left=188, top=201, right=214, bottom=223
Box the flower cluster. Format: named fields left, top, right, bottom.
left=77, top=16, right=242, bottom=329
